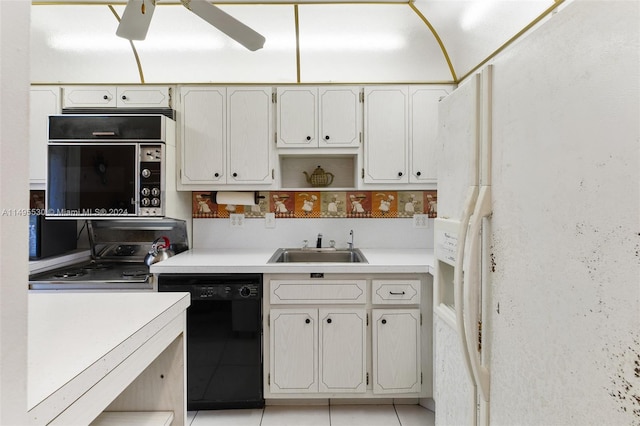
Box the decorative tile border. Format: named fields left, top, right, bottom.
left=193, top=191, right=437, bottom=219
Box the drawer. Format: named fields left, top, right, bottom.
left=372, top=279, right=420, bottom=304
left=270, top=280, right=366, bottom=304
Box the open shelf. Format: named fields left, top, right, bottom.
left=279, top=155, right=357, bottom=190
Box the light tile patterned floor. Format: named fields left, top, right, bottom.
left=188, top=404, right=435, bottom=426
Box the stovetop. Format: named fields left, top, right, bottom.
left=28, top=218, right=188, bottom=291
left=29, top=261, right=153, bottom=290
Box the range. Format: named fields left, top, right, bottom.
left=29, top=218, right=188, bottom=291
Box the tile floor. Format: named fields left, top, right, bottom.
left=187, top=404, right=435, bottom=426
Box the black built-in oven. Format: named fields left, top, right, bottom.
left=46, top=114, right=170, bottom=218
left=158, top=274, right=264, bottom=410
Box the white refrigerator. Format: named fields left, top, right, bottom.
left=433, top=1, right=639, bottom=425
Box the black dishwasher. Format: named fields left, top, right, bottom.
left=158, top=274, right=264, bottom=410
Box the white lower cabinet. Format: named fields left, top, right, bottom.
left=265, top=274, right=430, bottom=400
left=269, top=307, right=366, bottom=394
left=270, top=308, right=318, bottom=393
left=318, top=308, right=367, bottom=393
left=372, top=309, right=421, bottom=394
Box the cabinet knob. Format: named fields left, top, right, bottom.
left=326, top=318, right=332, bottom=324
left=325, top=135, right=330, bottom=140
left=102, top=95, right=108, bottom=100
left=398, top=172, right=403, bottom=177
left=232, top=172, right=238, bottom=178
left=305, top=318, right=311, bottom=324
left=381, top=319, right=387, bottom=324
left=416, top=171, right=421, bottom=176
left=306, top=136, right=311, bottom=141
left=121, top=95, right=127, bottom=100
left=214, top=172, right=219, bottom=178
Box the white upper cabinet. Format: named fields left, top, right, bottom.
left=362, top=85, right=451, bottom=187
left=363, top=86, right=409, bottom=184
left=227, top=87, right=274, bottom=184
left=319, top=87, right=361, bottom=148
left=277, top=87, right=317, bottom=148
left=277, top=86, right=361, bottom=148
left=30, top=86, right=61, bottom=186
left=178, top=86, right=274, bottom=189
left=179, top=86, right=226, bottom=186
left=409, top=86, right=451, bottom=183
left=62, top=86, right=171, bottom=108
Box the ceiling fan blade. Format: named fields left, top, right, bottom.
left=181, top=0, right=266, bottom=51
left=116, top=0, right=156, bottom=41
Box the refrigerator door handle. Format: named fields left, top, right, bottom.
left=454, top=185, right=479, bottom=387
left=464, top=185, right=492, bottom=402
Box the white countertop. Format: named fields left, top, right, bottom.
left=28, top=292, right=190, bottom=423
left=150, top=248, right=434, bottom=274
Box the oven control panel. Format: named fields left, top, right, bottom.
left=139, top=144, right=164, bottom=216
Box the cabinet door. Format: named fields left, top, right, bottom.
left=270, top=308, right=318, bottom=393
left=116, top=87, right=170, bottom=108
left=363, top=87, right=408, bottom=183
left=318, top=87, right=361, bottom=148
left=62, top=86, right=117, bottom=108
left=276, top=87, right=317, bottom=147
left=30, top=86, right=60, bottom=185
left=318, top=308, right=367, bottom=393
left=409, top=87, right=449, bottom=183
left=372, top=309, right=421, bottom=394
left=227, top=87, right=273, bottom=184
left=179, top=87, right=225, bottom=184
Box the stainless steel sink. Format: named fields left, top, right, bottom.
left=268, top=248, right=368, bottom=263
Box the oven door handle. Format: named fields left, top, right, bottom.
left=92, top=131, right=117, bottom=137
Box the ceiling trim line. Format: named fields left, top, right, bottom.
left=458, top=0, right=566, bottom=83
left=408, top=2, right=457, bottom=82
left=108, top=4, right=146, bottom=84
left=33, top=1, right=412, bottom=5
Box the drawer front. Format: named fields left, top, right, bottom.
left=372, top=280, right=420, bottom=304
left=270, top=280, right=366, bottom=304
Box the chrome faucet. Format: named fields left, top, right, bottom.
left=316, top=233, right=323, bottom=248
left=348, top=229, right=354, bottom=250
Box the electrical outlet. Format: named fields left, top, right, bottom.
left=413, top=213, right=428, bottom=228
left=230, top=213, right=245, bottom=228
left=265, top=212, right=276, bottom=228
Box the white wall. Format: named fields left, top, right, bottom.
left=193, top=218, right=434, bottom=249
left=0, top=1, right=30, bottom=424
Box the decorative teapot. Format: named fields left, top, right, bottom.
left=303, top=165, right=335, bottom=187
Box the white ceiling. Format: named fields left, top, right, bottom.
left=30, top=0, right=563, bottom=84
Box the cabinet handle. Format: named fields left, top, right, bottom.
left=306, top=136, right=311, bottom=141
left=325, top=135, right=330, bottom=140
left=102, top=95, right=109, bottom=100
left=326, top=318, right=332, bottom=324
left=214, top=172, right=219, bottom=178
left=381, top=319, right=387, bottom=324
left=232, top=172, right=238, bottom=177
left=389, top=291, right=406, bottom=295
left=305, top=318, right=311, bottom=324
left=398, top=172, right=404, bottom=177
left=416, top=171, right=422, bottom=176
left=121, top=95, right=127, bottom=100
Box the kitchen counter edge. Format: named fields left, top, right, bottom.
left=150, top=248, right=434, bottom=275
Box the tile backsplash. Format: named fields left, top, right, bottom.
left=192, top=190, right=437, bottom=219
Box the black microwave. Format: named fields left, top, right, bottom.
left=46, top=115, right=171, bottom=219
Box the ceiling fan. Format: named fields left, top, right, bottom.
left=116, top=0, right=266, bottom=51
